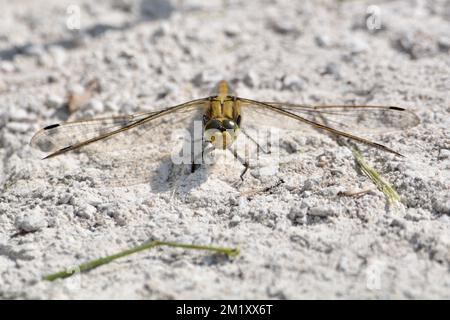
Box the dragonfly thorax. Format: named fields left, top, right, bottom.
left=203, top=96, right=242, bottom=149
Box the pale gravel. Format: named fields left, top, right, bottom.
left=0, top=0, right=449, bottom=299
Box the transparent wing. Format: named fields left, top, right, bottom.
left=29, top=99, right=208, bottom=188
left=30, top=98, right=208, bottom=159
left=260, top=102, right=420, bottom=133
left=239, top=98, right=420, bottom=156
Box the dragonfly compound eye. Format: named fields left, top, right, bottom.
left=204, top=119, right=223, bottom=131
left=222, top=119, right=237, bottom=130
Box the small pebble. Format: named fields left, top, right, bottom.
left=22, top=44, right=45, bottom=57
left=15, top=207, right=48, bottom=232
left=315, top=34, right=332, bottom=48
left=288, top=205, right=306, bottom=224
left=229, top=215, right=241, bottom=227
left=322, top=62, right=340, bottom=78
left=85, top=98, right=104, bottom=114
left=48, top=46, right=67, bottom=66
left=0, top=61, right=16, bottom=73
left=308, top=206, right=336, bottom=217
left=224, top=25, right=240, bottom=38
left=438, top=37, right=450, bottom=52
left=75, top=203, right=97, bottom=219
left=56, top=193, right=72, bottom=205
left=439, top=149, right=450, bottom=160
left=282, top=75, right=304, bottom=91
left=320, top=186, right=342, bottom=197
left=243, top=71, right=259, bottom=88
left=84, top=194, right=104, bottom=206
left=45, top=94, right=64, bottom=108
left=390, top=218, right=406, bottom=229
left=396, top=31, right=437, bottom=59
left=349, top=38, right=369, bottom=54
left=301, top=179, right=315, bottom=192
left=9, top=108, right=31, bottom=121
left=140, top=0, right=173, bottom=19
left=6, top=122, right=30, bottom=133
left=156, top=83, right=178, bottom=100
left=268, top=19, right=299, bottom=35
left=68, top=84, right=85, bottom=96
left=434, top=197, right=450, bottom=215
left=192, top=70, right=223, bottom=87
left=152, top=23, right=170, bottom=39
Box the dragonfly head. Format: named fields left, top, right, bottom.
left=204, top=118, right=239, bottom=149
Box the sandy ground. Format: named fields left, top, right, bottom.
left=0, top=0, right=449, bottom=299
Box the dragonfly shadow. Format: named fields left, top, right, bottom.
left=83, top=150, right=207, bottom=193
left=148, top=153, right=208, bottom=195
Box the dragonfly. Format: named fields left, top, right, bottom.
left=30, top=80, right=420, bottom=182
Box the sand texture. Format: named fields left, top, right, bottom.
left=0, top=0, right=449, bottom=299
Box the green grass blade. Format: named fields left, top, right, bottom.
left=43, top=240, right=239, bottom=281
left=351, top=149, right=401, bottom=204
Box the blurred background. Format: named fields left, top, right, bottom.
left=1, top=0, right=449, bottom=117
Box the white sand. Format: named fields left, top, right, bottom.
left=0, top=0, right=449, bottom=299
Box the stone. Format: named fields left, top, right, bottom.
left=15, top=207, right=48, bottom=232
left=282, top=75, right=304, bottom=91
left=243, top=71, right=259, bottom=88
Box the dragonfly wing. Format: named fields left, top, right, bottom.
left=31, top=113, right=153, bottom=155
left=30, top=98, right=208, bottom=159
left=261, top=102, right=420, bottom=134
left=239, top=98, right=420, bottom=156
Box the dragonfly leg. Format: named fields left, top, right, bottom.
left=191, top=161, right=197, bottom=173
left=191, top=133, right=202, bottom=173
left=240, top=162, right=249, bottom=181
left=230, top=144, right=250, bottom=181
left=191, top=136, right=215, bottom=173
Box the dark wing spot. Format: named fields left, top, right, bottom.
left=389, top=107, right=405, bottom=111
left=43, top=124, right=60, bottom=130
